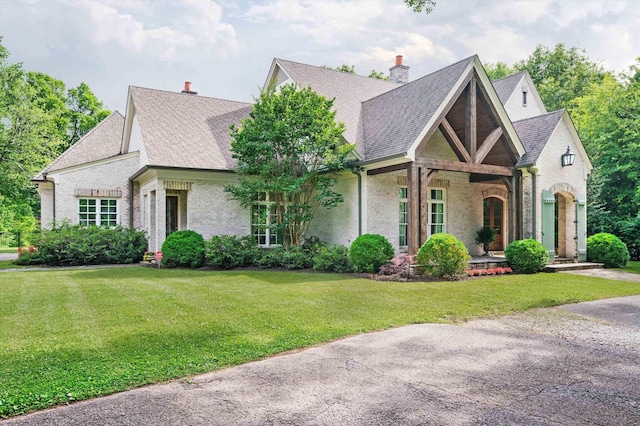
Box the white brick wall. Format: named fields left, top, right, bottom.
left=307, top=172, right=359, bottom=247
left=41, top=154, right=140, bottom=229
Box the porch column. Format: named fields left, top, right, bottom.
left=503, top=176, right=517, bottom=244
left=408, top=163, right=420, bottom=255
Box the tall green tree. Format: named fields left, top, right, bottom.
left=0, top=38, right=110, bottom=232
left=514, top=43, right=607, bottom=112
left=226, top=84, right=354, bottom=247
left=571, top=63, right=640, bottom=221
left=484, top=62, right=515, bottom=81
left=65, top=82, right=110, bottom=149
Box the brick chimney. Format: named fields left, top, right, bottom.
left=389, top=55, right=409, bottom=84
left=181, top=81, right=198, bottom=95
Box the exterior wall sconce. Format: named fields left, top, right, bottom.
left=561, top=146, right=576, bottom=166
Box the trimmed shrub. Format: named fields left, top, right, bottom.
left=587, top=233, right=630, bottom=268
left=14, top=224, right=147, bottom=266
left=161, top=230, right=205, bottom=268
left=504, top=239, right=548, bottom=274
left=416, top=234, right=470, bottom=278
left=205, top=235, right=259, bottom=269
left=349, top=234, right=394, bottom=273
left=313, top=244, right=352, bottom=273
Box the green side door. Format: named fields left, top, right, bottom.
left=576, top=196, right=587, bottom=261
left=541, top=190, right=556, bottom=263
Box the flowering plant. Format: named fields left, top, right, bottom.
left=466, top=267, right=513, bottom=277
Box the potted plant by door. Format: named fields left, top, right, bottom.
left=475, top=226, right=497, bottom=256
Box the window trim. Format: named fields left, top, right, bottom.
left=78, top=198, right=118, bottom=227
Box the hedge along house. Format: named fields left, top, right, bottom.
left=34, top=55, right=592, bottom=261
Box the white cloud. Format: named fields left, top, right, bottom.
left=77, top=0, right=237, bottom=59
left=359, top=32, right=457, bottom=65
left=551, top=0, right=628, bottom=29
left=242, top=0, right=390, bottom=46
left=469, top=0, right=553, bottom=27
left=459, top=28, right=533, bottom=65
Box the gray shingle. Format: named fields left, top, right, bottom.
left=130, top=86, right=252, bottom=170
left=514, top=109, right=564, bottom=167
left=35, top=111, right=125, bottom=179
left=362, top=56, right=475, bottom=162
left=492, top=71, right=526, bottom=105
left=274, top=59, right=399, bottom=156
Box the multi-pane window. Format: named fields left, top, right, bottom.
left=252, top=193, right=280, bottom=247
left=428, top=189, right=445, bottom=236
left=78, top=199, right=117, bottom=226
left=399, top=187, right=408, bottom=247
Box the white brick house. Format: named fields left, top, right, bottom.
left=34, top=55, right=592, bottom=260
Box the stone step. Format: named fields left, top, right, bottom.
left=552, top=257, right=575, bottom=264
left=544, top=262, right=604, bottom=272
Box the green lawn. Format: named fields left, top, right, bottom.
left=0, top=260, right=25, bottom=270
left=0, top=247, right=18, bottom=253
left=2, top=268, right=640, bottom=418
left=622, top=260, right=640, bottom=274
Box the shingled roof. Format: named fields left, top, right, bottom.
left=492, top=71, right=526, bottom=105
left=272, top=59, right=399, bottom=156
left=129, top=86, right=253, bottom=170
left=34, top=111, right=125, bottom=180
left=514, top=109, right=565, bottom=167
left=361, top=56, right=474, bottom=162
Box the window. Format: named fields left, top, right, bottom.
left=252, top=193, right=281, bottom=247
left=399, top=187, right=408, bottom=247
left=522, top=90, right=528, bottom=106
left=78, top=199, right=117, bottom=226
left=428, top=189, right=445, bottom=236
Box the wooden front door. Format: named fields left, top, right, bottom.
left=483, top=197, right=503, bottom=251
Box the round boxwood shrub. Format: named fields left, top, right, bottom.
left=504, top=239, right=548, bottom=274
left=161, top=230, right=205, bottom=268
left=349, top=234, right=394, bottom=273
left=587, top=233, right=630, bottom=268
left=416, top=234, right=470, bottom=278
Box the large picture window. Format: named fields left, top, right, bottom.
left=399, top=187, right=408, bottom=247
left=252, top=193, right=281, bottom=247
left=78, top=199, right=118, bottom=226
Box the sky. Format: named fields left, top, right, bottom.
left=1, top=0, right=638, bottom=113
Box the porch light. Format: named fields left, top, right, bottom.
left=561, top=146, right=575, bottom=167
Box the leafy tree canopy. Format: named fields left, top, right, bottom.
left=0, top=37, right=109, bottom=232
left=404, top=0, right=436, bottom=13
left=226, top=84, right=354, bottom=247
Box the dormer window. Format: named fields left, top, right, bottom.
left=522, top=85, right=528, bottom=106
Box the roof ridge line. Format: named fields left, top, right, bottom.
left=512, top=109, right=565, bottom=124
left=128, top=85, right=254, bottom=106
left=492, top=70, right=527, bottom=83
left=275, top=58, right=400, bottom=85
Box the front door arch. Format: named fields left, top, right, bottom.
left=483, top=197, right=503, bottom=251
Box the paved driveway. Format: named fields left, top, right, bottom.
left=4, top=296, right=640, bottom=425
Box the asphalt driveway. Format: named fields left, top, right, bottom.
left=4, top=295, right=640, bottom=425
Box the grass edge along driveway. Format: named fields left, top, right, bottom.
left=2, top=267, right=640, bottom=418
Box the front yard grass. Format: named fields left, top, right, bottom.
left=2, top=267, right=640, bottom=418
left=0, top=260, right=25, bottom=270
left=622, top=260, right=640, bottom=274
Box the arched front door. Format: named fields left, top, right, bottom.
left=483, top=197, right=503, bottom=251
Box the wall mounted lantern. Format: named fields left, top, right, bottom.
left=561, top=146, right=576, bottom=167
